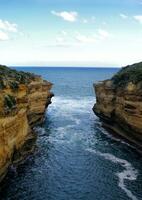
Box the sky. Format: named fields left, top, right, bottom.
left=0, top=0, right=142, bottom=67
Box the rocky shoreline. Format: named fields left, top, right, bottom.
left=0, top=65, right=53, bottom=182
left=93, top=62, right=142, bottom=153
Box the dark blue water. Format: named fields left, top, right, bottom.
left=1, top=67, right=142, bottom=200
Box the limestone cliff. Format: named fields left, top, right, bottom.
left=0, top=65, right=53, bottom=182
left=93, top=62, right=142, bottom=152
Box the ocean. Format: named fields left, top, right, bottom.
left=1, top=67, right=142, bottom=200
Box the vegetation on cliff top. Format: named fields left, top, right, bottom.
left=112, top=62, right=142, bottom=88
left=0, top=65, right=40, bottom=90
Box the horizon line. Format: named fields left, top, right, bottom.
left=10, top=65, right=121, bottom=68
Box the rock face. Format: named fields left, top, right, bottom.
left=93, top=62, right=142, bottom=152
left=0, top=65, right=53, bottom=182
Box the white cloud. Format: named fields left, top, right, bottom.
left=120, top=14, right=128, bottom=19
left=0, top=19, right=18, bottom=32
left=56, top=36, right=65, bottom=43
left=98, top=29, right=110, bottom=39
left=133, top=15, right=142, bottom=23
left=46, top=32, right=71, bottom=48
left=0, top=19, right=19, bottom=42
left=81, top=16, right=96, bottom=24
left=54, top=29, right=110, bottom=46
left=0, top=30, right=9, bottom=41
left=55, top=31, right=68, bottom=44
left=75, top=33, right=96, bottom=43
left=61, top=30, right=67, bottom=36
left=51, top=10, right=78, bottom=22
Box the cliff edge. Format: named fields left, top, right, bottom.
left=93, top=62, right=142, bottom=152
left=0, top=65, right=53, bottom=182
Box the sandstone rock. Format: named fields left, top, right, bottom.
left=0, top=65, right=53, bottom=182
left=93, top=62, right=142, bottom=153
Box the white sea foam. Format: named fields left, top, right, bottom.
left=56, top=125, right=74, bottom=133
left=38, top=96, right=139, bottom=200
left=74, top=118, right=81, bottom=125
left=87, top=149, right=138, bottom=200
left=48, top=96, right=95, bottom=115
left=96, top=121, right=136, bottom=150
left=55, top=125, right=75, bottom=139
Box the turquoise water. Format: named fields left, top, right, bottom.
left=1, top=67, right=142, bottom=200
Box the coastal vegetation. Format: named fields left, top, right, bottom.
left=0, top=65, right=39, bottom=90
left=112, top=62, right=142, bottom=88
left=4, top=94, right=17, bottom=111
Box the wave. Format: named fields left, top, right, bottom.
left=95, top=120, right=140, bottom=154
left=86, top=148, right=138, bottom=200
left=48, top=96, right=96, bottom=115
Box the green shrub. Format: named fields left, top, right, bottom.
left=10, top=81, right=19, bottom=91
left=4, top=95, right=16, bottom=110
left=0, top=79, right=5, bottom=89
left=112, top=62, right=142, bottom=88
left=0, top=64, right=39, bottom=87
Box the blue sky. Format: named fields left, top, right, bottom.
left=0, top=0, right=142, bottom=67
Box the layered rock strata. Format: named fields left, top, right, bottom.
left=0, top=65, right=53, bottom=182
left=93, top=62, right=142, bottom=152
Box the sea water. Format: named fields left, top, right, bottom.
left=1, top=67, right=142, bottom=200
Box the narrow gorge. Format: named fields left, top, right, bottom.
left=0, top=66, right=141, bottom=200
left=0, top=65, right=53, bottom=182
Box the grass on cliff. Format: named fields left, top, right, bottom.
left=0, top=65, right=39, bottom=90
left=112, top=62, right=142, bottom=88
